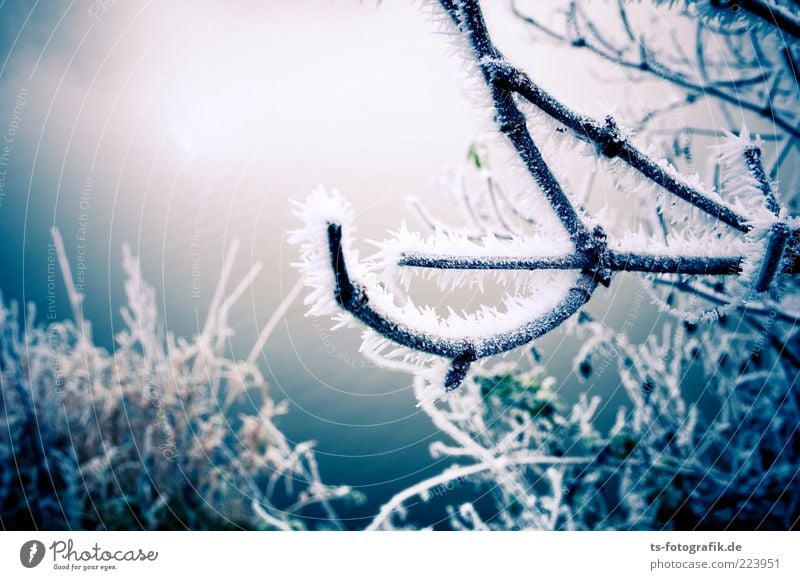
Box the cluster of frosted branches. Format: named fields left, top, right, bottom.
left=0, top=230, right=350, bottom=530
left=292, top=0, right=799, bottom=398
left=365, top=362, right=600, bottom=530
left=366, top=320, right=799, bottom=529
left=291, top=0, right=800, bottom=529
left=506, top=0, right=800, bottom=405
left=356, top=146, right=799, bottom=528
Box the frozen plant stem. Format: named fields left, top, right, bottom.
left=327, top=223, right=598, bottom=390
left=400, top=251, right=749, bottom=276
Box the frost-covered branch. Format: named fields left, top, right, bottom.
left=723, top=0, right=800, bottom=39
left=400, top=250, right=745, bottom=276
left=441, top=0, right=597, bottom=249
left=512, top=0, right=800, bottom=143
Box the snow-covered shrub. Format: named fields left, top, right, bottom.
left=293, top=0, right=800, bottom=529
left=0, top=231, right=350, bottom=530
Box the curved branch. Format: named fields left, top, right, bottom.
left=327, top=222, right=598, bottom=389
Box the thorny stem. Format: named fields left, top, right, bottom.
left=744, top=146, right=781, bottom=216
left=400, top=251, right=745, bottom=276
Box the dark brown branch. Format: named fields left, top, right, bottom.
left=495, top=68, right=753, bottom=232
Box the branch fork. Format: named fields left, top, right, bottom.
left=293, top=0, right=799, bottom=393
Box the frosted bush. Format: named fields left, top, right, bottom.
left=0, top=231, right=351, bottom=530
